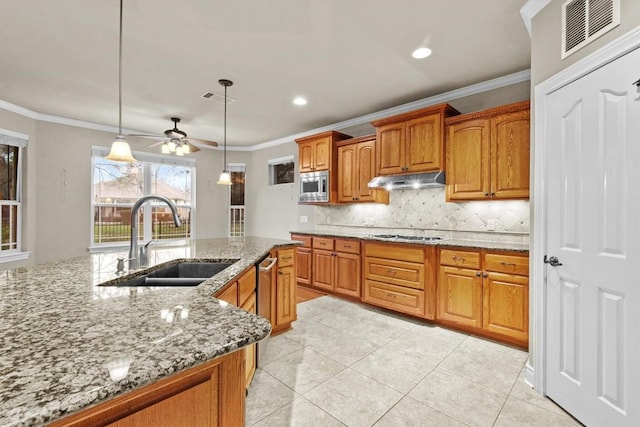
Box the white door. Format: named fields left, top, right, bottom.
left=545, top=46, right=640, bottom=426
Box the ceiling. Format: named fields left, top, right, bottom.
left=0, top=0, right=531, bottom=148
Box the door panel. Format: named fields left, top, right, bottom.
left=312, top=249, right=334, bottom=291
left=334, top=252, right=360, bottom=297
left=376, top=123, right=405, bottom=175
left=491, top=110, right=530, bottom=199
left=406, top=114, right=441, bottom=172
left=545, top=46, right=640, bottom=426
left=445, top=119, right=490, bottom=200
left=437, top=266, right=482, bottom=327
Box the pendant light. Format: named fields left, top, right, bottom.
left=216, top=79, right=233, bottom=185
left=105, top=0, right=136, bottom=163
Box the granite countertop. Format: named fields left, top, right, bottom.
left=290, top=230, right=529, bottom=253
left=0, top=237, right=297, bottom=427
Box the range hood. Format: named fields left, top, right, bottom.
left=367, top=171, right=445, bottom=190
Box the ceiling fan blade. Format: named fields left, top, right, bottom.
left=186, top=143, right=201, bottom=153
left=188, top=138, right=218, bottom=148
left=146, top=140, right=166, bottom=148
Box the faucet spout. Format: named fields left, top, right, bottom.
left=128, top=195, right=182, bottom=270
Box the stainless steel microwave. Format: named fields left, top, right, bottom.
left=299, top=170, right=329, bottom=203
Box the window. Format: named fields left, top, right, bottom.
left=0, top=129, right=26, bottom=261
left=91, top=147, right=195, bottom=248
left=228, top=163, right=245, bottom=237
left=268, top=155, right=294, bottom=185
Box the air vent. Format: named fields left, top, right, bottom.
left=200, top=91, right=237, bottom=105
left=562, top=0, right=619, bottom=59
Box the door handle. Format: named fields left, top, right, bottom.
left=544, top=255, right=563, bottom=267
left=259, top=257, right=278, bottom=272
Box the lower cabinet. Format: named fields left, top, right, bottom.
left=437, top=248, right=529, bottom=345
left=312, top=237, right=361, bottom=297
left=362, top=242, right=432, bottom=318
left=291, top=235, right=312, bottom=286
left=271, top=247, right=297, bottom=334
left=51, top=350, right=245, bottom=427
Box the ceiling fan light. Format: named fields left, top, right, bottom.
left=181, top=143, right=190, bottom=154
left=175, top=145, right=184, bottom=156
left=217, top=170, right=232, bottom=185
left=167, top=140, right=177, bottom=153
left=106, top=135, right=137, bottom=162
left=161, top=142, right=171, bottom=154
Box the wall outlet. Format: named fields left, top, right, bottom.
left=299, top=215, right=308, bottom=223
left=364, top=217, right=375, bottom=226
left=487, top=219, right=497, bottom=231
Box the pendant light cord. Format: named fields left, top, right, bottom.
left=223, top=83, right=227, bottom=169
left=118, top=0, right=123, bottom=136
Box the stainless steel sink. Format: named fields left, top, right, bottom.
left=103, top=261, right=237, bottom=287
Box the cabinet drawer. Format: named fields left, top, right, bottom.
left=238, top=268, right=257, bottom=307
left=335, top=239, right=360, bottom=254
left=365, top=257, right=424, bottom=290
left=365, top=242, right=424, bottom=263
left=313, top=237, right=334, bottom=250
left=440, top=249, right=481, bottom=269
left=291, top=234, right=312, bottom=248
left=277, top=248, right=295, bottom=267
left=363, top=280, right=424, bottom=317
left=484, top=253, right=529, bottom=276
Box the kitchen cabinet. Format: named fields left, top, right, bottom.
left=363, top=242, right=436, bottom=318
left=336, top=135, right=389, bottom=204
left=296, top=130, right=351, bottom=173
left=371, top=103, right=459, bottom=176
left=291, top=234, right=312, bottom=286
left=271, top=247, right=297, bottom=334
left=437, top=248, right=529, bottom=345
left=51, top=350, right=245, bottom=427
left=213, top=268, right=257, bottom=389
left=312, top=237, right=361, bottom=297
left=445, top=101, right=530, bottom=201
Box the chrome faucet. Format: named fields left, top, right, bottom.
left=128, top=195, right=182, bottom=270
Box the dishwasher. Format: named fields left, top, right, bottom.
left=256, top=254, right=277, bottom=367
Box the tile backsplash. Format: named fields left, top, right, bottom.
left=316, top=187, right=529, bottom=237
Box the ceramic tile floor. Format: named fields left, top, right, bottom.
left=246, top=295, right=583, bottom=427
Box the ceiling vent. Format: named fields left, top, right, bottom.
left=200, top=91, right=236, bottom=105
left=561, top=0, right=619, bottom=59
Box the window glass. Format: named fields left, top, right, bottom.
left=0, top=141, right=22, bottom=254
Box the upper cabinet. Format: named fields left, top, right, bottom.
left=296, top=130, right=351, bottom=173
left=371, top=103, right=460, bottom=176
left=445, top=101, right=530, bottom=201
left=336, top=135, right=389, bottom=204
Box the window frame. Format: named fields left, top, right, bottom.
left=227, top=163, right=246, bottom=237
left=0, top=128, right=29, bottom=263
left=90, top=146, right=196, bottom=251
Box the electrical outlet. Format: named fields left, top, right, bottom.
left=299, top=215, right=308, bottom=223
left=487, top=219, right=497, bottom=231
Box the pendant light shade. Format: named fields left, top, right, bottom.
left=217, top=79, right=233, bottom=186
left=105, top=0, right=136, bottom=163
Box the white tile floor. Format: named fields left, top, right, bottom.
left=246, top=295, right=582, bottom=427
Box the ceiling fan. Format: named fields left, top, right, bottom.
left=129, top=117, right=218, bottom=155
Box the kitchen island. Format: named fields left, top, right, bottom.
left=0, top=237, right=296, bottom=427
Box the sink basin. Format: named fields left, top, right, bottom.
left=105, top=261, right=237, bottom=287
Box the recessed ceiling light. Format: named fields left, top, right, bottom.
left=412, top=47, right=432, bottom=59
left=293, top=97, right=308, bottom=106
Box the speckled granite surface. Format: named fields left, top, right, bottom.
left=290, top=230, right=529, bottom=252
left=0, top=237, right=297, bottom=427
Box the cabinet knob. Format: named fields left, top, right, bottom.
left=484, top=192, right=489, bottom=197
left=482, top=273, right=488, bottom=278
left=476, top=272, right=481, bottom=277
left=490, top=192, right=495, bottom=197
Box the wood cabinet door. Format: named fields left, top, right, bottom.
left=216, top=282, right=238, bottom=306
left=445, top=119, right=491, bottom=201
left=241, top=293, right=257, bottom=389
left=483, top=272, right=528, bottom=342
left=405, top=113, right=443, bottom=172
left=437, top=266, right=482, bottom=327
left=334, top=252, right=361, bottom=297
left=313, top=136, right=331, bottom=171
left=312, top=249, right=334, bottom=291
left=276, top=266, right=296, bottom=326
left=298, top=140, right=314, bottom=172
left=490, top=110, right=530, bottom=199
left=295, top=247, right=312, bottom=286
left=376, top=122, right=405, bottom=175
left=337, top=144, right=357, bottom=202
left=355, top=140, right=377, bottom=202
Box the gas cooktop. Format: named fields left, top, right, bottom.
left=372, top=234, right=444, bottom=242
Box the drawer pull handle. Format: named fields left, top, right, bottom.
left=344, top=245, right=351, bottom=248
left=386, top=293, right=396, bottom=299
left=452, top=256, right=466, bottom=262
left=501, top=262, right=517, bottom=267
left=387, top=269, right=397, bottom=274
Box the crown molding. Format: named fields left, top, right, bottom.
left=520, top=0, right=552, bottom=37
left=0, top=69, right=530, bottom=153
